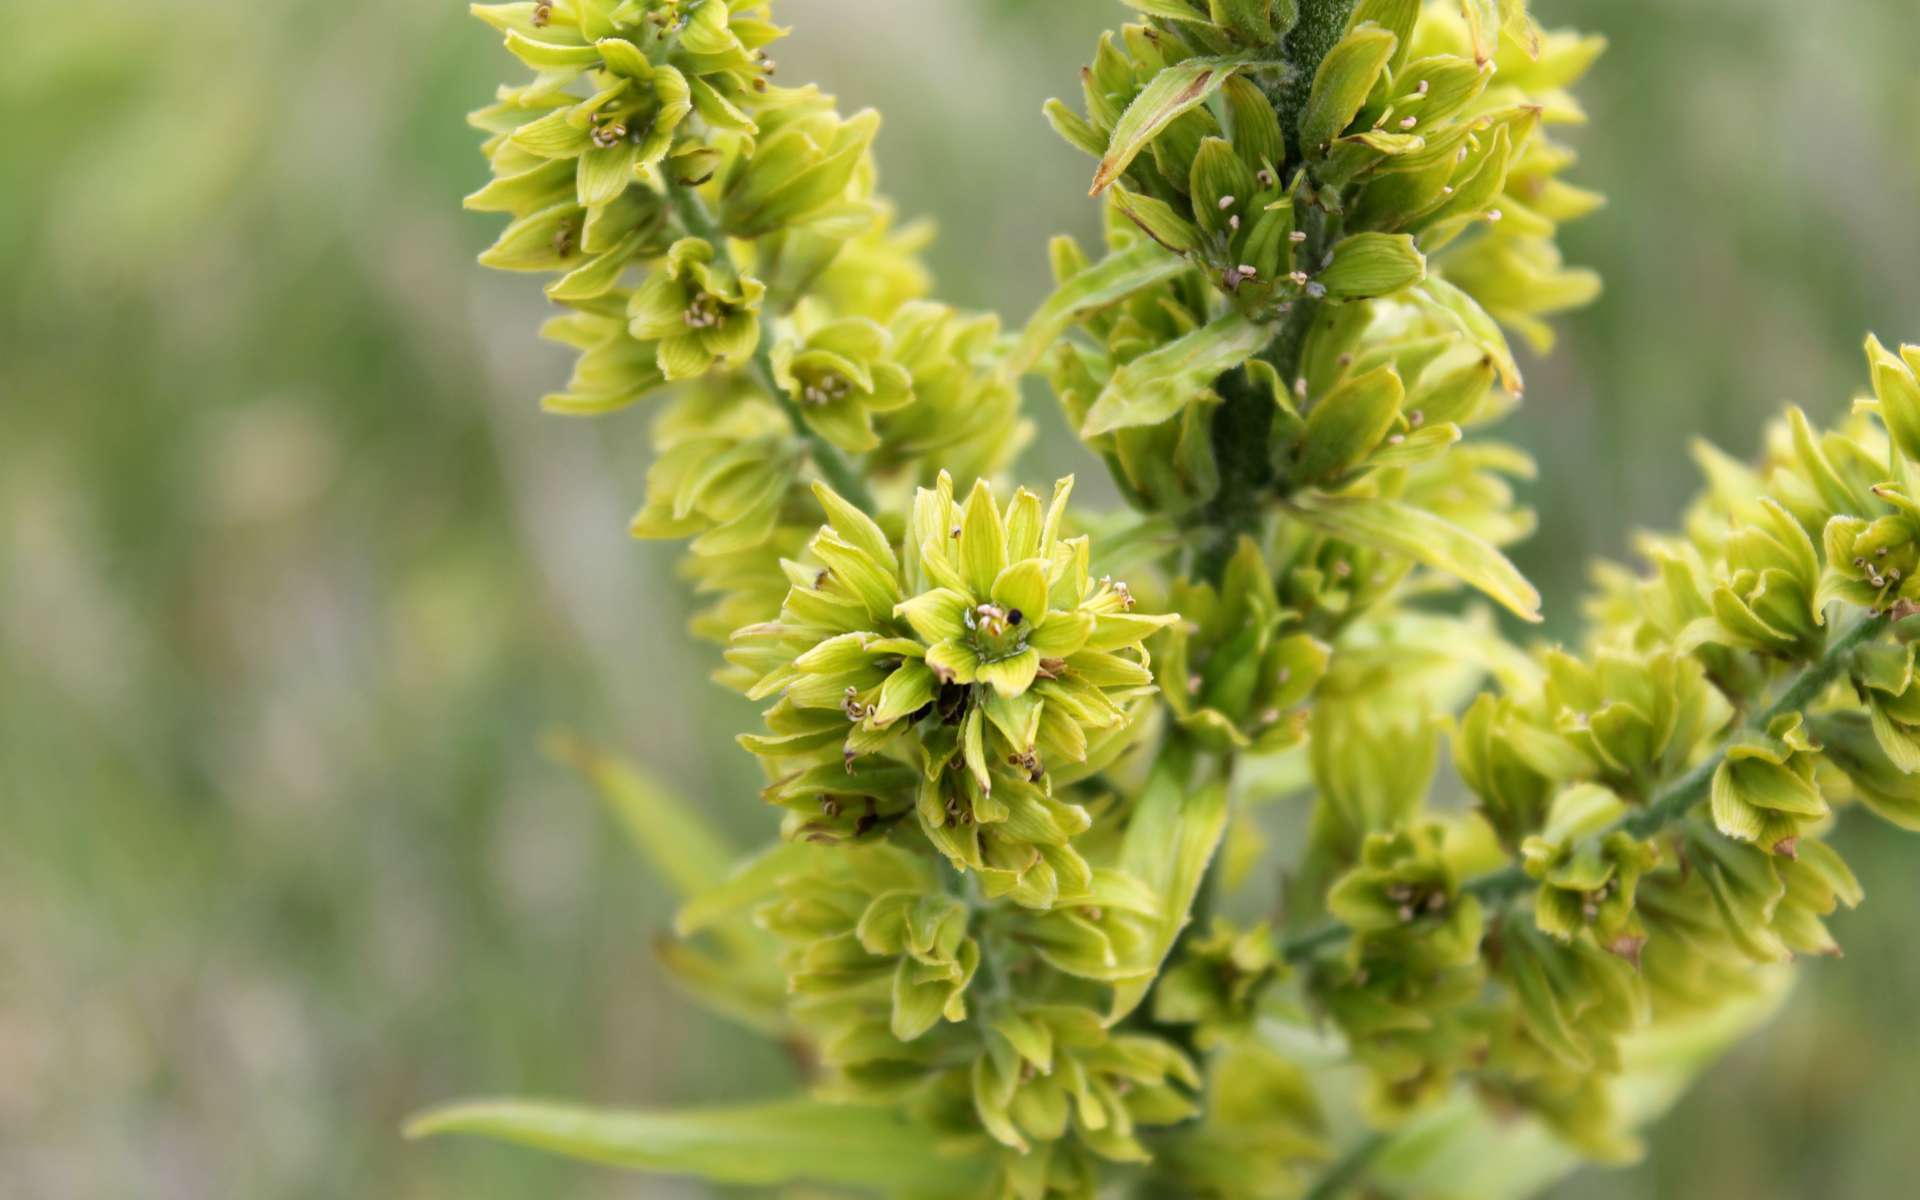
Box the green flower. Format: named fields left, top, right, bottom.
left=962, top=1004, right=1198, bottom=1162
left=1693, top=496, right=1825, bottom=660
left=627, top=237, right=767, bottom=378
left=624, top=382, right=798, bottom=554
left=771, top=318, right=915, bottom=453
left=1539, top=647, right=1731, bottom=802
left=1319, top=823, right=1488, bottom=1113
left=756, top=845, right=980, bottom=1050
left=732, top=475, right=1174, bottom=906
left=1151, top=918, right=1282, bottom=1047
left=718, top=91, right=883, bottom=237
left=1160, top=539, right=1329, bottom=752
left=1710, top=712, right=1828, bottom=857
left=1519, top=784, right=1657, bottom=955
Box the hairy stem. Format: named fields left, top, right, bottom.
left=1279, top=611, right=1893, bottom=963
left=662, top=183, right=877, bottom=512
left=1276, top=0, right=1360, bottom=163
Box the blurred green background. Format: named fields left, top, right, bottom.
left=3, top=1, right=1916, bottom=1196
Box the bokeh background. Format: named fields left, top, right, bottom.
left=4, top=0, right=1918, bottom=1196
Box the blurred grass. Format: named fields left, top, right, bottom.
left=0, top=1, right=1916, bottom=1197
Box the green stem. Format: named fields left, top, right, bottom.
left=1279, top=611, right=1892, bottom=963
left=662, top=182, right=877, bottom=512
left=1275, top=0, right=1360, bottom=163
left=1191, top=20, right=1342, bottom=583
left=1303, top=1131, right=1390, bottom=1200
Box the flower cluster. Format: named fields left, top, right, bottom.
left=415, top=3, right=1920, bottom=1199
left=732, top=474, right=1173, bottom=908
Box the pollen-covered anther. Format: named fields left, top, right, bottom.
left=1288, top=231, right=1307, bottom=244
left=842, top=686, right=872, bottom=721
left=1217, top=194, right=1236, bottom=210
left=972, top=603, right=1011, bottom=637
left=682, top=294, right=722, bottom=329
left=1399, top=116, right=1418, bottom=130
left=591, top=121, right=629, bottom=148
left=801, top=373, right=852, bottom=406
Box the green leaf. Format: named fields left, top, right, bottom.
left=1210, top=0, right=1275, bottom=43
left=673, top=843, right=816, bottom=936
left=1294, top=364, right=1404, bottom=482
left=1222, top=75, right=1284, bottom=173
left=1081, top=312, right=1267, bottom=437
left=1415, top=275, right=1523, bottom=395
left=1299, top=24, right=1397, bottom=158
left=1288, top=493, right=1542, bottom=621
left=1460, top=0, right=1500, bottom=65
left=1119, top=0, right=1209, bottom=20
left=1091, top=57, right=1272, bottom=195
left=544, top=734, right=734, bottom=897
left=1867, top=333, right=1920, bottom=465
left=1318, top=232, right=1427, bottom=299
left=1005, top=242, right=1190, bottom=378
left=406, top=1098, right=980, bottom=1190
left=1109, top=750, right=1229, bottom=1022
left=1109, top=186, right=1202, bottom=254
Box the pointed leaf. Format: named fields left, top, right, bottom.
left=1082, top=313, right=1266, bottom=436
left=406, top=1099, right=976, bottom=1190
left=1288, top=494, right=1541, bottom=621
left=1006, top=242, right=1190, bottom=378
left=1091, top=57, right=1273, bottom=194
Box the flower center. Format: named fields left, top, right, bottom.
left=800, top=371, right=853, bottom=407
left=963, top=602, right=1027, bottom=661
left=681, top=293, right=723, bottom=329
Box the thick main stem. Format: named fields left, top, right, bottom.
left=662, top=182, right=877, bottom=512
left=1279, top=611, right=1892, bottom=963
left=1275, top=0, right=1361, bottom=163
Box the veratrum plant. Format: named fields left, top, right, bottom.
left=410, top=2, right=1920, bottom=1196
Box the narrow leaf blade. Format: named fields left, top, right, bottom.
left=546, top=734, right=733, bottom=898
left=1091, top=57, right=1269, bottom=195
left=1289, top=494, right=1542, bottom=621
left=406, top=1098, right=978, bottom=1190
left=1005, top=241, right=1189, bottom=379
left=1081, top=312, right=1267, bottom=437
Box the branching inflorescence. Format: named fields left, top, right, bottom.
left=411, top=1, right=1920, bottom=1196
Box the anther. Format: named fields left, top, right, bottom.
left=1217, top=194, right=1236, bottom=210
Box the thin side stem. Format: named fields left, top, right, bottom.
left=662, top=182, right=877, bottom=512
left=1279, top=611, right=1891, bottom=963
left=1302, top=1130, right=1390, bottom=1200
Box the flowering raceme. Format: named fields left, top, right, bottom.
left=410, top=2, right=1920, bottom=1197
